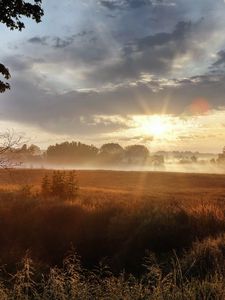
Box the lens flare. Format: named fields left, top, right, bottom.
left=189, top=98, right=210, bottom=114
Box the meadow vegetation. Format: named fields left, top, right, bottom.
left=0, top=169, right=224, bottom=298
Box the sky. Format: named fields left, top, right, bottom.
left=1, top=0, right=225, bottom=152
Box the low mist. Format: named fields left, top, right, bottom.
left=20, top=161, right=225, bottom=175
left=8, top=141, right=225, bottom=175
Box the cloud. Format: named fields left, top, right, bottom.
left=3, top=55, right=45, bottom=72
left=84, top=19, right=207, bottom=85
left=1, top=0, right=225, bottom=146
left=1, top=67, right=225, bottom=137
left=28, top=30, right=94, bottom=49
left=98, top=0, right=171, bottom=10
left=135, top=21, right=192, bottom=49
left=53, top=37, right=75, bottom=49
left=14, top=0, right=224, bottom=90
left=212, top=50, right=225, bottom=67
left=98, top=0, right=150, bottom=10
left=99, top=0, right=121, bottom=10
left=28, top=36, right=48, bottom=45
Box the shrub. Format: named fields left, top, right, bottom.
left=41, top=174, right=51, bottom=197
left=17, top=184, right=33, bottom=200
left=41, top=171, right=79, bottom=200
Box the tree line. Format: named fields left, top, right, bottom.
left=46, top=142, right=150, bottom=164
left=15, top=141, right=160, bottom=167
left=46, top=142, right=151, bottom=166
left=9, top=140, right=225, bottom=168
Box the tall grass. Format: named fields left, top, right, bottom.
left=0, top=170, right=225, bottom=298
left=0, top=186, right=225, bottom=273
left=0, top=246, right=225, bottom=299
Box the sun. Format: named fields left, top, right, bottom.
left=141, top=116, right=170, bottom=137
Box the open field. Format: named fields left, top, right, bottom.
left=0, top=169, right=225, bottom=298
left=2, top=168, right=225, bottom=196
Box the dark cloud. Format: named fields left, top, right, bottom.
left=22, top=1, right=223, bottom=89
left=0, top=71, right=225, bottom=136
left=212, top=50, right=225, bottom=67
left=53, top=31, right=93, bottom=49
left=28, top=36, right=48, bottom=45
left=135, top=21, right=192, bottom=49
left=84, top=19, right=205, bottom=85
left=28, top=31, right=93, bottom=49
left=26, top=20, right=194, bottom=79
left=53, top=37, right=75, bottom=49
left=1, top=0, right=225, bottom=142
left=99, top=0, right=120, bottom=10
left=99, top=0, right=168, bottom=10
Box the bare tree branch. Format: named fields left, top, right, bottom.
left=0, top=130, right=24, bottom=169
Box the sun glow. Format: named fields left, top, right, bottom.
left=141, top=116, right=171, bottom=137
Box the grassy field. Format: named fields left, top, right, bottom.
left=2, top=168, right=225, bottom=195
left=0, top=169, right=225, bottom=298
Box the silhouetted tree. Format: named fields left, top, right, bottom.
left=125, top=145, right=149, bottom=164
left=100, top=143, right=124, bottom=155
left=28, top=144, right=41, bottom=156
left=0, top=0, right=43, bottom=92
left=46, top=141, right=98, bottom=165
left=45, top=141, right=153, bottom=167
left=99, top=143, right=124, bottom=164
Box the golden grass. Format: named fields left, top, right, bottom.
left=0, top=169, right=224, bottom=298
left=1, top=168, right=225, bottom=198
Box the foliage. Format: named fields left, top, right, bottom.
left=0, top=63, right=10, bottom=93
left=0, top=0, right=43, bottom=30
left=0, top=0, right=43, bottom=92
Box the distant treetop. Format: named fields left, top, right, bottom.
left=100, top=143, right=124, bottom=155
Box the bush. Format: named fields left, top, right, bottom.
left=41, top=171, right=79, bottom=199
